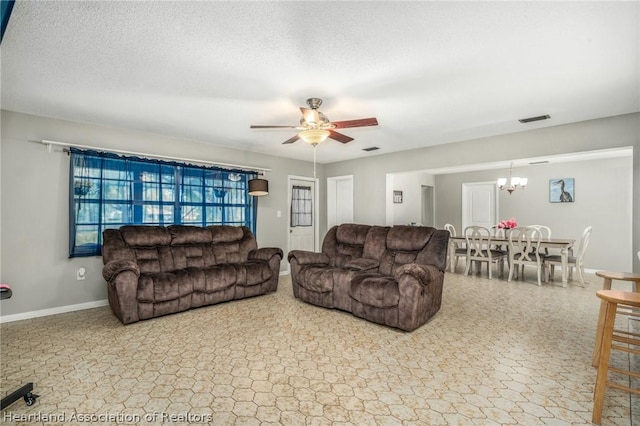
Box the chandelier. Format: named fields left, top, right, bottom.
left=497, top=164, right=527, bottom=194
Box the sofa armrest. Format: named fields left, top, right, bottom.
left=393, top=263, right=440, bottom=286
left=287, top=250, right=330, bottom=266
left=249, top=247, right=284, bottom=262
left=102, top=260, right=140, bottom=282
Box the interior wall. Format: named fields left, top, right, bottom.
left=0, top=110, right=325, bottom=317
left=388, top=172, right=435, bottom=226
left=325, top=113, right=640, bottom=271
left=434, top=158, right=633, bottom=271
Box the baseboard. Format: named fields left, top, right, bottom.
left=1, top=274, right=293, bottom=323
left=0, top=299, right=109, bottom=324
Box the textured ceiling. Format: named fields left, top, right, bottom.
left=1, top=1, right=638, bottom=164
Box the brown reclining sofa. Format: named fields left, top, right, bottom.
left=102, top=225, right=283, bottom=324
left=288, top=224, right=449, bottom=331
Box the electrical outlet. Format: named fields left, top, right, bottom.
left=77, top=267, right=86, bottom=281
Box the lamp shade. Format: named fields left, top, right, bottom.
left=248, top=178, right=269, bottom=196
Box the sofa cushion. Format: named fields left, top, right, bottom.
left=133, top=246, right=175, bottom=274
left=386, top=226, right=433, bottom=251
left=336, top=224, right=371, bottom=245
left=350, top=274, right=400, bottom=308
left=171, top=245, right=216, bottom=269
left=197, top=264, right=237, bottom=293
left=212, top=243, right=243, bottom=264
left=209, top=225, right=244, bottom=243
left=169, top=225, right=212, bottom=245
left=298, top=266, right=336, bottom=293
left=121, top=225, right=172, bottom=247
left=137, top=271, right=193, bottom=303
left=343, top=258, right=379, bottom=272
left=362, top=226, right=390, bottom=261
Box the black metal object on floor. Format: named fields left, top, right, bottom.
left=0, top=382, right=37, bottom=410
left=0, top=287, right=39, bottom=410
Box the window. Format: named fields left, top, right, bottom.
left=290, top=185, right=313, bottom=227
left=69, top=148, right=257, bottom=257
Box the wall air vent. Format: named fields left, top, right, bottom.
left=529, top=160, right=549, bottom=165
left=362, top=147, right=380, bottom=152
left=519, top=114, right=550, bottom=123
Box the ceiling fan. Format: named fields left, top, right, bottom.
left=250, top=98, right=378, bottom=146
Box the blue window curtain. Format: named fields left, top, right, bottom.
left=69, top=148, right=257, bottom=257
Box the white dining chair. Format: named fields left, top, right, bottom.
left=464, top=226, right=507, bottom=279
left=507, top=226, right=547, bottom=286
left=530, top=225, right=552, bottom=254
left=546, top=226, right=593, bottom=287
left=445, top=223, right=466, bottom=273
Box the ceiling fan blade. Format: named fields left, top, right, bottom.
left=250, top=125, right=298, bottom=129
left=300, top=107, right=320, bottom=125
left=331, top=117, right=378, bottom=129
left=328, top=130, right=354, bottom=144
left=282, top=134, right=301, bottom=144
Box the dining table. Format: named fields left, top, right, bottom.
left=448, top=235, right=576, bottom=286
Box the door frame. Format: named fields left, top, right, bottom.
left=287, top=175, right=320, bottom=255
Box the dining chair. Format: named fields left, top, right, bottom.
left=507, top=226, right=547, bottom=286
left=530, top=225, right=552, bottom=254
left=464, top=226, right=507, bottom=279
left=444, top=223, right=466, bottom=273
left=546, top=225, right=593, bottom=287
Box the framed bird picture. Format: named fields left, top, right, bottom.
left=549, top=178, right=575, bottom=203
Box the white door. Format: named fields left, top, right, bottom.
left=462, top=182, right=498, bottom=232
left=289, top=178, right=316, bottom=253
left=327, top=175, right=354, bottom=228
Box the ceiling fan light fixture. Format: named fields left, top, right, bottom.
left=299, top=129, right=330, bottom=146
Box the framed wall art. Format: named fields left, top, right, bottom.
left=549, top=178, right=574, bottom=203
left=393, top=190, right=403, bottom=204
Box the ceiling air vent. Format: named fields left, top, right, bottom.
left=519, top=114, right=550, bottom=124
left=362, top=147, right=379, bottom=152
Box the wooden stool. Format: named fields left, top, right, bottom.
left=592, top=271, right=640, bottom=367
left=592, top=290, right=640, bottom=425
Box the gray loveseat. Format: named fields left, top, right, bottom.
left=288, top=224, right=449, bottom=331
left=102, top=225, right=283, bottom=324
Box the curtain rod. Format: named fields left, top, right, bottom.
left=39, top=139, right=271, bottom=173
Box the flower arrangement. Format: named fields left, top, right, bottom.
left=497, top=218, right=517, bottom=229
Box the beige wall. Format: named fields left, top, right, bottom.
left=1, top=110, right=639, bottom=318
left=0, top=110, right=325, bottom=317
left=325, top=113, right=640, bottom=271
left=434, top=158, right=633, bottom=271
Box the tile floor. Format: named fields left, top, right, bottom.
left=0, top=271, right=635, bottom=425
